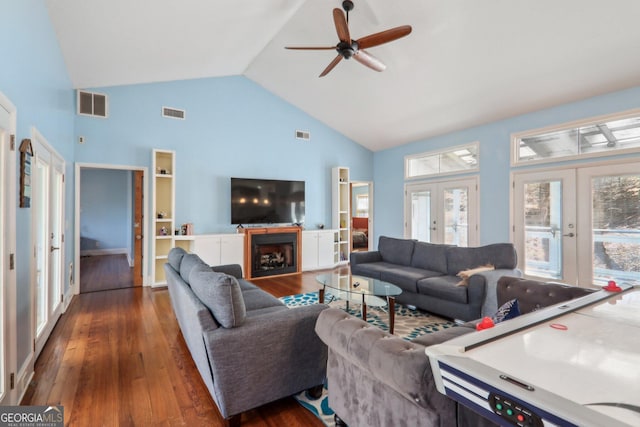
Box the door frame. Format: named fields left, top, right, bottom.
left=74, top=163, right=149, bottom=293
left=350, top=181, right=374, bottom=251
left=30, top=127, right=66, bottom=359
left=404, top=176, right=479, bottom=246
left=0, top=91, right=17, bottom=405
left=510, top=157, right=640, bottom=286
left=511, top=168, right=577, bottom=284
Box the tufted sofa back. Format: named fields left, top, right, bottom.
left=497, top=276, right=595, bottom=314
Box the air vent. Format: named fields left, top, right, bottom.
left=162, top=107, right=186, bottom=120
left=77, top=90, right=108, bottom=118
left=295, top=130, right=310, bottom=141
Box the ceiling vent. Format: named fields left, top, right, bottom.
left=295, top=130, right=310, bottom=141
left=162, top=107, right=186, bottom=120
left=77, top=90, right=108, bottom=118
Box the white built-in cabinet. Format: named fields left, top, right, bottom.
left=332, top=167, right=350, bottom=265
left=302, top=229, right=338, bottom=271
left=151, top=149, right=176, bottom=286
left=175, top=234, right=245, bottom=269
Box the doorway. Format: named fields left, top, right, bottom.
left=75, top=164, right=147, bottom=294
left=512, top=161, right=640, bottom=286
left=0, top=91, right=16, bottom=405
left=31, top=129, right=65, bottom=359
left=404, top=177, right=479, bottom=246
left=350, top=181, right=373, bottom=252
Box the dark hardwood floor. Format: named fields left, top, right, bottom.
left=22, top=259, right=344, bottom=426
left=80, top=254, right=134, bottom=293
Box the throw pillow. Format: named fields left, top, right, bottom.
left=456, top=264, right=495, bottom=286
left=492, top=298, right=520, bottom=323
left=189, top=264, right=247, bottom=328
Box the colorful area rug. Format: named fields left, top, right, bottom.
left=280, top=292, right=457, bottom=426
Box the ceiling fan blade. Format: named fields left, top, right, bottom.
left=319, top=55, right=343, bottom=77
left=353, top=50, right=386, bottom=72
left=357, top=25, right=412, bottom=49
left=285, top=46, right=337, bottom=50
left=333, top=8, right=351, bottom=43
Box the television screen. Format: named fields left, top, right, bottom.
left=231, top=178, right=305, bottom=225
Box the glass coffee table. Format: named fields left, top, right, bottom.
left=316, top=273, right=403, bottom=334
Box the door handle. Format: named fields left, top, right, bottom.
left=563, top=232, right=575, bottom=237
left=136, top=235, right=142, bottom=240
left=50, top=246, right=60, bottom=252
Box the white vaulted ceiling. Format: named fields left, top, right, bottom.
left=45, top=0, right=640, bottom=151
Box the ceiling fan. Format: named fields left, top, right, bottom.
left=285, top=0, right=412, bottom=77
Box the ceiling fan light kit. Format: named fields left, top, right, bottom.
left=285, top=1, right=412, bottom=77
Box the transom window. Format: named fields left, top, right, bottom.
left=405, top=142, right=479, bottom=179
left=513, top=109, right=640, bottom=165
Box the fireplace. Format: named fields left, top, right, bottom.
left=242, top=226, right=302, bottom=279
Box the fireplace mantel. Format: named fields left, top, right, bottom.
left=241, top=226, right=302, bottom=279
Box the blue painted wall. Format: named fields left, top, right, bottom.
left=4, top=0, right=640, bottom=390
left=74, top=77, right=374, bottom=236
left=80, top=169, right=133, bottom=254
left=373, top=86, right=640, bottom=245
left=0, top=0, right=75, bottom=372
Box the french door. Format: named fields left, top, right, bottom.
left=31, top=131, right=65, bottom=358
left=405, top=177, right=479, bottom=246
left=513, top=162, right=640, bottom=287
left=0, top=92, right=16, bottom=405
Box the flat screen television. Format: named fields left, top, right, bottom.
left=231, top=177, right=305, bottom=225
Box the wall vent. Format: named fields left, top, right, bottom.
left=77, top=90, right=108, bottom=118
left=295, top=130, right=310, bottom=141
left=162, top=106, right=186, bottom=120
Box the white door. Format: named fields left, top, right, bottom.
left=31, top=131, right=65, bottom=358
left=405, top=178, right=479, bottom=246
left=513, top=170, right=577, bottom=284
left=513, top=163, right=640, bottom=287
left=576, top=163, right=640, bottom=286
left=0, top=93, right=16, bottom=405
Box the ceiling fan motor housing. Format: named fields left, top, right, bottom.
left=337, top=41, right=358, bottom=59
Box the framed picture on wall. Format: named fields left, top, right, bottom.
left=19, top=138, right=33, bottom=208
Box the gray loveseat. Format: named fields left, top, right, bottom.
left=164, top=247, right=328, bottom=427
left=315, top=276, right=595, bottom=427
left=350, top=236, right=521, bottom=321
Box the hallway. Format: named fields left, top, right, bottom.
left=80, top=254, right=134, bottom=293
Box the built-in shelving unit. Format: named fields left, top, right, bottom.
left=151, top=149, right=176, bottom=286
left=332, top=167, right=350, bottom=265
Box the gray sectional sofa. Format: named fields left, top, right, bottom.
left=350, top=236, right=521, bottom=321
left=315, top=276, right=596, bottom=427
left=164, top=247, right=328, bottom=427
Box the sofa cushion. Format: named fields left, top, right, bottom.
left=446, top=243, right=517, bottom=275
left=417, top=276, right=468, bottom=304
left=378, top=236, right=415, bottom=266
left=179, top=253, right=208, bottom=283
left=351, top=261, right=401, bottom=279
left=168, top=247, right=187, bottom=272
left=188, top=264, right=247, bottom=328
left=380, top=267, right=444, bottom=293
left=242, top=288, right=285, bottom=311
left=410, top=242, right=449, bottom=274
left=237, top=278, right=259, bottom=291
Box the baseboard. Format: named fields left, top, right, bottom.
left=16, top=356, right=34, bottom=405
left=80, top=248, right=128, bottom=256
left=63, top=287, right=75, bottom=312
